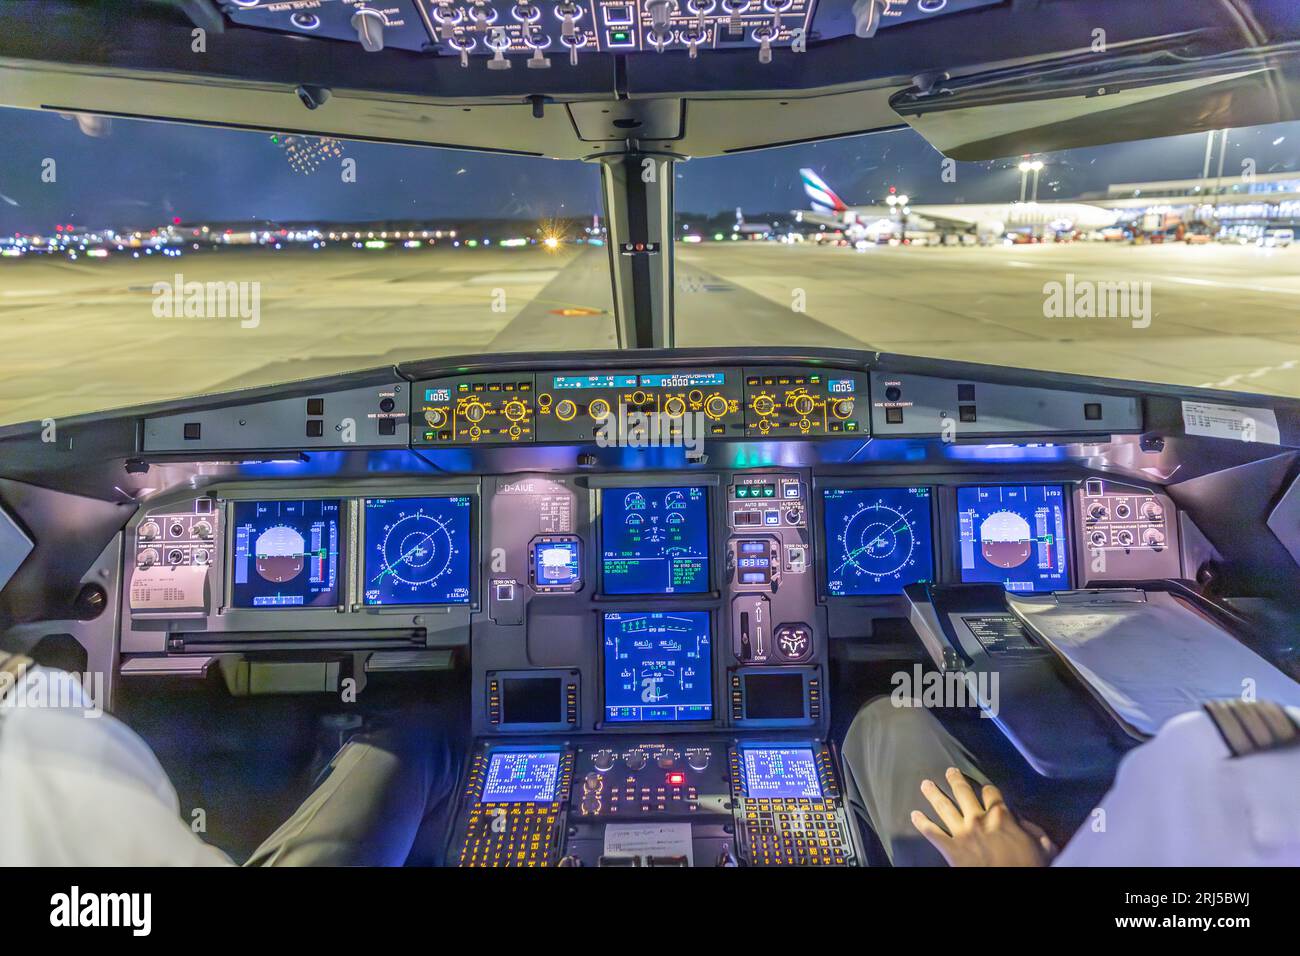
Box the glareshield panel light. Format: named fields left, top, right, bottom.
left=603, top=610, right=713, bottom=722
left=823, top=487, right=934, bottom=596
left=741, top=747, right=823, bottom=799
left=956, top=484, right=1070, bottom=593
left=479, top=751, right=563, bottom=803
left=601, top=486, right=710, bottom=594
left=363, top=496, right=472, bottom=605
left=230, top=500, right=342, bottom=608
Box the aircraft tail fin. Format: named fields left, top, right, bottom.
left=800, top=168, right=848, bottom=214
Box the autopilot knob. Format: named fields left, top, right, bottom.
left=664, top=395, right=687, bottom=418
left=831, top=398, right=855, bottom=419
left=555, top=398, right=578, bottom=421
left=624, top=749, right=648, bottom=771
left=705, top=393, right=730, bottom=419
left=791, top=393, right=815, bottom=417
left=425, top=407, right=448, bottom=429
left=504, top=399, right=528, bottom=422
left=591, top=749, right=616, bottom=772
left=463, top=400, right=487, bottom=423
left=351, top=7, right=387, bottom=51
left=751, top=394, right=776, bottom=417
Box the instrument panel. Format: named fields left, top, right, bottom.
left=414, top=365, right=867, bottom=445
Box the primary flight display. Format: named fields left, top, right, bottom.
left=230, top=499, right=342, bottom=608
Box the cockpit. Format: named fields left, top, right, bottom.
left=2, top=0, right=1300, bottom=882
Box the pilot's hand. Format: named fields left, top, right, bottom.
left=909, top=767, right=1053, bottom=867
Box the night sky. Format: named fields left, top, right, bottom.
left=2, top=104, right=1299, bottom=233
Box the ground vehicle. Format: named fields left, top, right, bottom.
left=1260, top=227, right=1295, bottom=247
left=2, top=0, right=1300, bottom=882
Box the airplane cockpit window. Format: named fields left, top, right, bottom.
left=2, top=0, right=1300, bottom=929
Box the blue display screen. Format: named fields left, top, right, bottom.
left=532, top=538, right=581, bottom=590
left=231, top=500, right=343, bottom=608
left=823, top=487, right=934, bottom=596
left=602, top=486, right=710, bottom=594
left=553, top=374, right=637, bottom=390
left=742, top=747, right=824, bottom=799
left=479, top=751, right=563, bottom=803
left=637, top=371, right=726, bottom=388
left=603, top=611, right=712, bottom=723
left=362, top=496, right=472, bottom=606
left=956, top=484, right=1071, bottom=593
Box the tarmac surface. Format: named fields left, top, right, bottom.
left=2, top=240, right=1298, bottom=424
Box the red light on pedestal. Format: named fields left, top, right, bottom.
left=667, top=772, right=685, bottom=787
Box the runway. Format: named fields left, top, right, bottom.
left=1, top=240, right=1298, bottom=424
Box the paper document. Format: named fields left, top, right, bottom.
left=1007, top=590, right=1300, bottom=737
left=602, top=823, right=694, bottom=865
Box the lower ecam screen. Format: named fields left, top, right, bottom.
left=956, top=484, right=1070, bottom=593
left=230, top=499, right=342, bottom=608
left=480, top=751, right=562, bottom=803
left=602, top=486, right=709, bottom=594
left=603, top=611, right=712, bottom=722
left=742, top=748, right=823, bottom=799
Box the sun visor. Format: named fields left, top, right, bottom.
left=0, top=501, right=34, bottom=596
left=891, top=58, right=1299, bottom=160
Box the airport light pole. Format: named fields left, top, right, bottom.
left=1018, top=159, right=1044, bottom=202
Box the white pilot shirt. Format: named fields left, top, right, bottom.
left=1054, top=706, right=1300, bottom=866
left=0, top=667, right=231, bottom=866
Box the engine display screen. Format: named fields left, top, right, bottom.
left=742, top=747, right=823, bottom=799
left=479, top=751, right=563, bottom=804
left=362, top=497, right=472, bottom=606
left=230, top=500, right=342, bottom=608
left=603, top=611, right=712, bottom=723
left=601, top=486, right=710, bottom=594
left=956, top=484, right=1071, bottom=593
left=823, top=487, right=934, bottom=596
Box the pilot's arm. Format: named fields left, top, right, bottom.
left=911, top=703, right=1300, bottom=867
left=0, top=661, right=233, bottom=866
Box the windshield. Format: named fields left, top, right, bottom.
left=3, top=105, right=1300, bottom=425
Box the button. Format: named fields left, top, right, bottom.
left=307, top=398, right=325, bottom=415
left=495, top=582, right=515, bottom=601
left=1084, top=402, right=1102, bottom=420
left=306, top=420, right=324, bottom=437
left=183, top=422, right=201, bottom=440
left=378, top=418, right=396, bottom=436
left=885, top=407, right=904, bottom=424
left=959, top=405, right=977, bottom=423
left=379, top=397, right=396, bottom=412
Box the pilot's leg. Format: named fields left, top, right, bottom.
left=841, top=697, right=991, bottom=867
left=244, top=722, right=460, bottom=867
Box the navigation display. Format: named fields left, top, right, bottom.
left=823, top=487, right=934, bottom=596
left=480, top=751, right=563, bottom=804
left=601, top=486, right=710, bottom=594
left=603, top=611, right=712, bottom=722
left=363, top=497, right=472, bottom=606
left=742, top=747, right=824, bottom=799
left=956, top=484, right=1071, bottom=593
left=230, top=500, right=342, bottom=608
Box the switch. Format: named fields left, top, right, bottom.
left=307, top=397, right=324, bottom=415
left=885, top=407, right=904, bottom=424
left=959, top=405, right=977, bottom=423
left=306, top=420, right=324, bottom=438
left=1084, top=402, right=1103, bottom=421
left=378, top=418, right=396, bottom=436
left=183, top=422, right=202, bottom=440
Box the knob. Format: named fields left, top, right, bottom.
left=138, top=548, right=159, bottom=568
left=791, top=394, right=815, bottom=417
left=463, top=401, right=487, bottom=423
left=583, top=772, right=603, bottom=791
left=1141, top=500, right=1164, bottom=521
left=884, top=385, right=903, bottom=402
left=588, top=398, right=611, bottom=421
left=1090, top=530, right=1107, bottom=547
left=624, top=749, right=647, bottom=771
left=705, top=394, right=730, bottom=419
left=1116, top=529, right=1134, bottom=547
left=751, top=395, right=776, bottom=417
left=655, top=749, right=675, bottom=769
left=591, top=749, right=615, bottom=772
left=1143, top=528, right=1166, bottom=549
left=580, top=796, right=601, bottom=815
left=193, top=520, right=212, bottom=539
left=193, top=549, right=210, bottom=566
left=1114, top=502, right=1132, bottom=519
left=424, top=407, right=447, bottom=429
left=1087, top=503, right=1108, bottom=521
left=138, top=520, right=160, bottom=541
left=555, top=399, right=578, bottom=421
left=166, top=548, right=185, bottom=565
left=504, top=399, right=527, bottom=422
left=664, top=396, right=686, bottom=418
left=832, top=398, right=855, bottom=419
left=351, top=8, right=386, bottom=52
left=687, top=751, right=710, bottom=771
